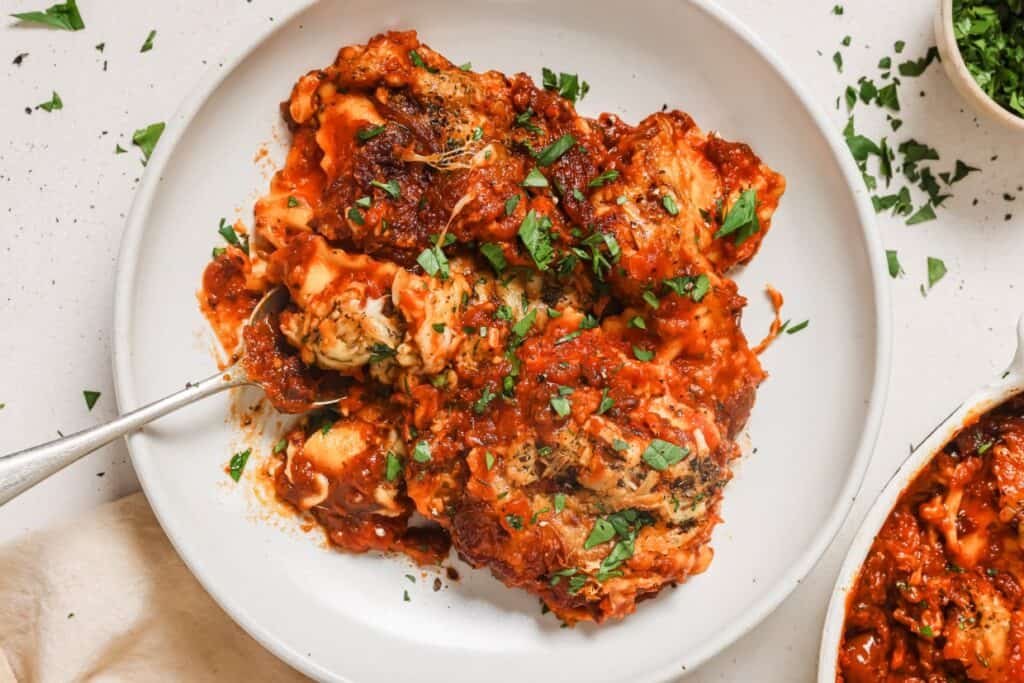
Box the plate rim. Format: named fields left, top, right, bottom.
left=111, top=1, right=893, bottom=680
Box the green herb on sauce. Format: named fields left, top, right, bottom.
left=228, top=449, right=250, bottom=482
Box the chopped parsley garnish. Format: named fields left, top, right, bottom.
left=115, top=144, right=126, bottom=154
left=371, top=179, right=401, bottom=199
left=403, top=590, right=410, bottom=602
left=385, top=452, right=402, bottom=481
left=628, top=316, right=646, bottom=329
left=895, top=40, right=906, bottom=53
left=132, top=122, right=165, bottom=163
left=217, top=218, right=248, bottom=253
left=927, top=256, right=947, bottom=288
left=940, top=160, right=981, bottom=184
left=471, top=126, right=484, bottom=141
left=714, top=189, right=759, bottom=245
left=584, top=518, right=616, bottom=549
left=347, top=207, right=365, bottom=225
left=211, top=247, right=225, bottom=259
left=833, top=51, right=843, bottom=73
left=514, top=108, right=543, bottom=135
left=554, top=493, right=566, bottom=513
left=417, top=245, right=450, bottom=279
left=522, top=167, right=549, bottom=188
left=641, top=290, right=660, bottom=309
left=432, top=322, right=446, bottom=333
left=550, top=394, right=572, bottom=417
left=409, top=49, right=438, bottom=73
left=886, top=250, right=904, bottom=278
left=32, top=90, right=63, bottom=113
left=596, top=388, right=615, bottom=415
left=140, top=29, right=156, bottom=53
left=536, top=134, right=576, bottom=166
left=612, top=439, right=629, bottom=452
left=412, top=441, right=432, bottom=463
left=977, top=440, right=995, bottom=454
left=473, top=386, right=497, bottom=415
left=906, top=203, right=937, bottom=225
left=505, top=514, right=524, bottom=530
left=477, top=243, right=506, bottom=276
left=228, top=449, right=250, bottom=482
left=786, top=320, right=810, bottom=335
left=504, top=193, right=521, bottom=217
left=459, top=61, right=472, bottom=71
left=485, top=451, right=495, bottom=470
left=661, top=194, right=680, bottom=216
left=832, top=4, right=844, bottom=14
left=273, top=438, right=288, bottom=454
left=541, top=68, right=588, bottom=103
left=518, top=210, right=554, bottom=270
left=588, top=169, right=620, bottom=188
left=510, top=308, right=538, bottom=342
left=11, top=0, right=84, bottom=30
left=354, top=196, right=372, bottom=209
left=641, top=439, right=688, bottom=471
left=632, top=346, right=654, bottom=362
left=919, top=625, right=934, bottom=637
left=898, top=46, right=940, bottom=77
left=287, top=195, right=300, bottom=208
left=356, top=124, right=386, bottom=142
left=369, top=343, right=396, bottom=363
left=82, top=389, right=101, bottom=410
left=663, top=273, right=711, bottom=302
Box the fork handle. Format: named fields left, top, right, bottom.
left=0, top=369, right=246, bottom=506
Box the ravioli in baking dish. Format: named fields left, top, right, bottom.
left=199, top=30, right=785, bottom=624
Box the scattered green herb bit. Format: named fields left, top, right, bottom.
left=550, top=394, right=572, bottom=417
left=786, top=320, right=810, bottom=335
left=988, top=567, right=999, bottom=577
left=474, top=386, right=497, bottom=415
left=715, top=188, right=759, bottom=245
left=612, top=438, right=629, bottom=452
left=845, top=86, right=857, bottom=111
left=898, top=46, right=939, bottom=77
left=536, top=134, right=576, bottom=166
left=899, top=139, right=940, bottom=180
left=846, top=131, right=882, bottom=161
left=228, top=449, right=251, bottom=482
left=83, top=389, right=101, bottom=410
left=368, top=343, right=395, bottom=365
left=886, top=250, right=904, bottom=278
left=431, top=374, right=448, bottom=389
left=217, top=218, right=244, bottom=251
left=663, top=273, right=711, bottom=302
left=588, top=169, right=620, bottom=188
left=842, top=35, right=852, bottom=47
left=348, top=206, right=368, bottom=225
left=555, top=330, right=581, bottom=345
left=833, top=51, right=843, bottom=73
left=628, top=316, right=646, bottom=329
left=872, top=187, right=913, bottom=216
left=553, top=493, right=566, bottom=514
left=571, top=188, right=586, bottom=202
left=418, top=244, right=450, bottom=279
left=403, top=589, right=410, bottom=602
left=596, top=388, right=615, bottom=415
left=616, top=195, right=628, bottom=205
left=878, top=56, right=891, bottom=69
left=132, top=122, right=166, bottom=162
left=371, top=179, right=401, bottom=200
left=878, top=138, right=894, bottom=185
left=409, top=49, right=438, bottom=72
left=920, top=625, right=934, bottom=637
left=140, top=29, right=156, bottom=53
left=271, top=438, right=288, bottom=455
left=505, top=514, right=524, bottom=531
left=927, top=256, right=947, bottom=288
left=642, top=289, right=660, bottom=309
left=455, top=60, right=472, bottom=71
left=977, top=440, right=995, bottom=454
left=511, top=308, right=538, bottom=341
left=477, top=243, right=506, bottom=275
left=895, top=40, right=906, bottom=53
left=858, top=77, right=879, bottom=104
left=95, top=42, right=104, bottom=52
left=471, top=126, right=484, bottom=141
left=36, top=91, right=63, bottom=112
left=584, top=518, right=616, bottom=549
left=832, top=4, right=844, bottom=14
left=287, top=195, right=300, bottom=208
left=428, top=322, right=446, bottom=334
left=661, top=194, right=680, bottom=216
left=385, top=452, right=402, bottom=481
left=518, top=209, right=554, bottom=270
left=503, top=195, right=523, bottom=219
left=357, top=124, right=386, bottom=142
left=550, top=567, right=577, bottom=585
left=907, top=203, right=937, bottom=225
left=522, top=167, right=549, bottom=188
left=211, top=247, right=225, bottom=259
left=541, top=69, right=586, bottom=103
left=876, top=82, right=900, bottom=111
left=412, top=441, right=432, bottom=463
left=642, top=439, right=688, bottom=471
left=483, top=451, right=496, bottom=471
left=11, top=0, right=84, bottom=30
left=352, top=197, right=372, bottom=211
left=940, top=160, right=981, bottom=185
left=514, top=108, right=543, bottom=135
left=632, top=346, right=654, bottom=362
left=115, top=144, right=126, bottom=154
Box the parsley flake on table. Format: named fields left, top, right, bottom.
left=35, top=91, right=63, bottom=112
left=906, top=203, right=937, bottom=225
left=833, top=51, right=843, bottom=73
left=11, top=0, right=84, bottom=30
left=927, top=256, right=947, bottom=288
left=140, top=29, right=156, bottom=53
left=82, top=390, right=101, bottom=410
left=897, top=46, right=939, bottom=77
left=228, top=449, right=250, bottom=482
left=886, top=250, right=904, bottom=278
left=132, top=122, right=165, bottom=163
left=832, top=5, right=844, bottom=14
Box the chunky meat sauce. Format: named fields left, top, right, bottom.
left=199, top=30, right=785, bottom=623
left=839, top=396, right=1024, bottom=682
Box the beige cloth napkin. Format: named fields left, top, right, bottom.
left=0, top=493, right=307, bottom=683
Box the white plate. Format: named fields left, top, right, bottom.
left=112, top=1, right=891, bottom=681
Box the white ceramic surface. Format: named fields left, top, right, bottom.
left=935, top=0, right=1024, bottom=133
left=112, top=1, right=891, bottom=681
left=818, top=317, right=1024, bottom=680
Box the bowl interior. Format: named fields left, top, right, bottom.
left=114, top=0, right=888, bottom=680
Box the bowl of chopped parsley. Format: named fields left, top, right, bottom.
left=936, top=0, right=1024, bottom=130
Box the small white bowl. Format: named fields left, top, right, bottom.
left=817, top=315, right=1024, bottom=680
left=935, top=0, right=1024, bottom=132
